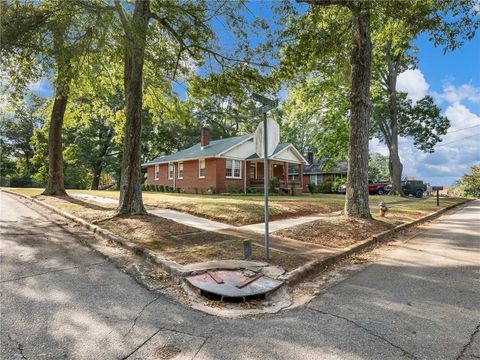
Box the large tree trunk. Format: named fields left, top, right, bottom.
left=42, top=22, right=71, bottom=196
left=384, top=42, right=405, bottom=196
left=344, top=5, right=372, bottom=219
left=42, top=93, right=68, bottom=195
left=117, top=0, right=148, bottom=214
left=388, top=143, right=403, bottom=195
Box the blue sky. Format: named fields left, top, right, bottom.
left=24, top=2, right=479, bottom=187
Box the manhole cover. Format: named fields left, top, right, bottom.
left=155, top=344, right=181, bottom=360
left=186, top=269, right=283, bottom=302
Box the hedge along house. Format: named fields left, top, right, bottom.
left=143, top=127, right=308, bottom=194
left=301, top=152, right=348, bottom=190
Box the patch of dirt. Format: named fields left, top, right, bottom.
left=154, top=344, right=181, bottom=360
left=275, top=217, right=394, bottom=249
left=164, top=239, right=309, bottom=272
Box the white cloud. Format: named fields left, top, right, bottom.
left=444, top=102, right=480, bottom=131
left=432, top=82, right=480, bottom=104
left=396, top=69, right=429, bottom=102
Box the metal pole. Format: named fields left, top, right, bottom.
left=436, top=190, right=439, bottom=206
left=263, top=112, right=270, bottom=259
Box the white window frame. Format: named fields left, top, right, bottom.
left=178, top=162, right=183, bottom=179
left=226, top=159, right=242, bottom=179
left=154, top=164, right=160, bottom=180
left=198, top=159, right=205, bottom=178
left=168, top=162, right=174, bottom=180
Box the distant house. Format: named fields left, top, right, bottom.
left=300, top=152, right=347, bottom=190
left=143, top=127, right=308, bottom=194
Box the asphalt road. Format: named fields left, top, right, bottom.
left=1, top=191, right=479, bottom=360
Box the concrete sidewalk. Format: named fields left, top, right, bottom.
left=72, top=192, right=325, bottom=233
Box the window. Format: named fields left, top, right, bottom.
left=178, top=162, right=183, bottom=179
left=226, top=159, right=241, bottom=178
left=154, top=164, right=160, bottom=180
left=199, top=159, right=205, bottom=178
left=168, top=163, right=174, bottom=179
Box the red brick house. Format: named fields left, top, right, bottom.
left=143, top=127, right=308, bottom=194
left=300, top=152, right=347, bottom=190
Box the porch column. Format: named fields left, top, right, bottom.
left=244, top=160, right=247, bottom=193
left=299, top=164, right=304, bottom=191
left=284, top=161, right=288, bottom=186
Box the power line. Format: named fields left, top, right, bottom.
left=436, top=133, right=479, bottom=147
left=447, top=124, right=480, bottom=134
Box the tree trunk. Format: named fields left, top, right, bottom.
left=42, top=22, right=71, bottom=196
left=42, top=93, right=68, bottom=195
left=344, top=5, right=372, bottom=219
left=388, top=143, right=403, bottom=195
left=384, top=43, right=404, bottom=196
left=117, top=0, right=148, bottom=214
left=91, top=162, right=102, bottom=190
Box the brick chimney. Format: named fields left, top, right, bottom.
left=307, top=151, right=314, bottom=165
left=200, top=126, right=210, bottom=148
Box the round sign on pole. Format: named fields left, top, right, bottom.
left=254, top=118, right=280, bottom=158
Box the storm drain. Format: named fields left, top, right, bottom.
left=186, top=269, right=283, bottom=303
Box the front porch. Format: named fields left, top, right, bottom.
left=246, top=160, right=303, bottom=194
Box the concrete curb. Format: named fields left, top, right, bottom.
left=282, top=198, right=473, bottom=286
left=2, top=189, right=189, bottom=279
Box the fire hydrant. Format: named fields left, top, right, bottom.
left=379, top=201, right=389, bottom=217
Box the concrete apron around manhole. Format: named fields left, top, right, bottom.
left=182, top=268, right=294, bottom=318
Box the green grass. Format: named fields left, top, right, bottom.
left=3, top=187, right=468, bottom=226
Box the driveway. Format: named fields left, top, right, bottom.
left=1, top=191, right=478, bottom=359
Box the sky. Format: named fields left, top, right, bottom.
left=370, top=33, right=480, bottom=186
left=21, top=2, right=480, bottom=187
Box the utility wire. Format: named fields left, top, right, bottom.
left=436, top=133, right=479, bottom=147
left=446, top=124, right=480, bottom=134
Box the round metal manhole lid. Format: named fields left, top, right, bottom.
left=186, top=269, right=283, bottom=299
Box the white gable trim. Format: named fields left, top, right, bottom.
left=273, top=144, right=309, bottom=165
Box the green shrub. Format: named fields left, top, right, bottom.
left=316, top=181, right=333, bottom=193
left=194, top=187, right=199, bottom=194
left=158, top=184, right=164, bottom=192
left=227, top=183, right=237, bottom=193
left=176, top=187, right=181, bottom=193
left=269, top=177, right=280, bottom=193
left=308, top=183, right=316, bottom=194
left=331, top=178, right=346, bottom=192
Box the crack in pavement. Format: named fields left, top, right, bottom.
left=7, top=333, right=27, bottom=359
left=0, top=261, right=108, bottom=283
left=124, top=296, right=162, bottom=337
left=191, top=336, right=209, bottom=360
left=121, top=328, right=163, bottom=360
left=307, top=307, right=417, bottom=359
left=456, top=323, right=480, bottom=360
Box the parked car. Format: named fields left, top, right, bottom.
left=337, top=180, right=391, bottom=195
left=402, top=180, right=427, bottom=198
left=368, top=180, right=391, bottom=195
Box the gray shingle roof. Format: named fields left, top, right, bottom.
left=144, top=134, right=252, bottom=165
left=303, top=159, right=348, bottom=174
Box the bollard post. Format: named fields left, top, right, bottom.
left=243, top=239, right=252, bottom=259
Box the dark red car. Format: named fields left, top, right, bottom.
left=368, top=180, right=390, bottom=195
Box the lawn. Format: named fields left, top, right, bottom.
left=4, top=187, right=468, bottom=226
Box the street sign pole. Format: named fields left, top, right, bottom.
left=263, top=112, right=270, bottom=259
left=251, top=92, right=279, bottom=260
